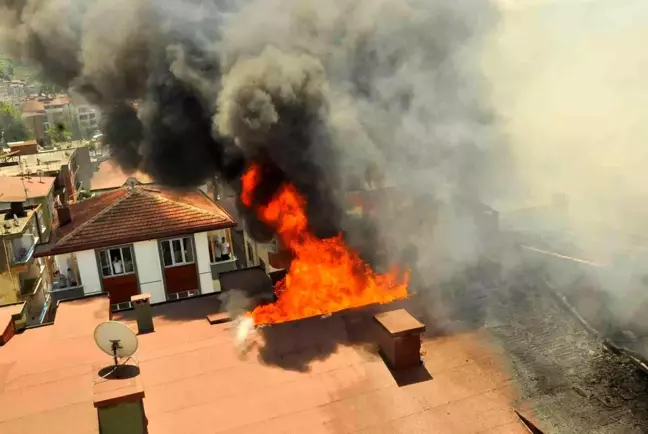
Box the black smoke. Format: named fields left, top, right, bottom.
left=0, top=0, right=342, bottom=244
left=0, top=0, right=503, bottom=274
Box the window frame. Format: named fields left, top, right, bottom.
left=207, top=230, right=234, bottom=264
left=160, top=236, right=195, bottom=268
left=98, top=245, right=135, bottom=278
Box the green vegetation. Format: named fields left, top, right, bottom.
left=0, top=101, right=31, bottom=143
left=46, top=124, right=72, bottom=143
left=0, top=56, right=38, bottom=82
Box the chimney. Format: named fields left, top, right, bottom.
left=374, top=309, right=426, bottom=370
left=56, top=205, right=73, bottom=226
left=93, top=363, right=148, bottom=434
left=130, top=293, right=154, bottom=334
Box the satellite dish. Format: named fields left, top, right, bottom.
left=94, top=321, right=138, bottom=367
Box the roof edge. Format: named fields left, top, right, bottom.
left=38, top=221, right=237, bottom=257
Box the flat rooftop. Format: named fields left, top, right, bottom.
left=0, top=295, right=528, bottom=434
left=2, top=270, right=648, bottom=433
left=0, top=210, right=35, bottom=236
left=0, top=146, right=86, bottom=176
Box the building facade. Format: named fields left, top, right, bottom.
left=36, top=182, right=239, bottom=313
left=0, top=204, right=49, bottom=323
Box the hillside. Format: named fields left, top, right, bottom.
left=0, top=56, right=39, bottom=81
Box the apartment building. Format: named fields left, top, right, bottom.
left=36, top=181, right=239, bottom=313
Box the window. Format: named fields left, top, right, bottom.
left=208, top=230, right=233, bottom=263
left=99, top=246, right=134, bottom=277
left=161, top=237, right=194, bottom=267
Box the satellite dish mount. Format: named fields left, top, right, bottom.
left=94, top=321, right=139, bottom=376
left=109, top=339, right=123, bottom=368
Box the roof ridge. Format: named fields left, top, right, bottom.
left=138, top=187, right=228, bottom=220
left=56, top=190, right=133, bottom=247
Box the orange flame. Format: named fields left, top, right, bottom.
left=241, top=164, right=409, bottom=325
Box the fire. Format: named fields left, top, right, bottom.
left=241, top=164, right=409, bottom=325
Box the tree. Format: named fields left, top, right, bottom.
left=0, top=61, right=13, bottom=80
left=46, top=124, right=72, bottom=144
left=0, top=102, right=31, bottom=143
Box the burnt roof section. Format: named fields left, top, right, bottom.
left=36, top=185, right=237, bottom=255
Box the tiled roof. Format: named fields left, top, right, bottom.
left=42, top=185, right=236, bottom=255
left=0, top=176, right=56, bottom=202
left=90, top=160, right=153, bottom=191
left=46, top=96, right=70, bottom=106
left=22, top=100, right=45, bottom=113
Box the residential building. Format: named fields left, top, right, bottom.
left=21, top=99, right=47, bottom=142
left=72, top=104, right=101, bottom=135
left=0, top=175, right=57, bottom=240
left=0, top=177, right=56, bottom=320
left=0, top=203, right=49, bottom=322
left=35, top=181, right=239, bottom=313
left=0, top=145, right=93, bottom=204
left=20, top=95, right=102, bottom=141
left=44, top=95, right=74, bottom=129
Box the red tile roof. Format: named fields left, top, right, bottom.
left=47, top=96, right=70, bottom=106
left=0, top=295, right=528, bottom=434
left=7, top=140, right=37, bottom=148
left=0, top=176, right=56, bottom=202
left=22, top=100, right=45, bottom=113
left=41, top=185, right=237, bottom=255
left=90, top=160, right=153, bottom=191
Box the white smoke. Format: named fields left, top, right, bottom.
left=234, top=316, right=255, bottom=354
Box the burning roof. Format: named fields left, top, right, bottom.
left=241, top=164, right=409, bottom=325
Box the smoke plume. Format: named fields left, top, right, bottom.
left=0, top=0, right=505, bottom=324
left=483, top=0, right=648, bottom=342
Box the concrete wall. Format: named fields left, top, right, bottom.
left=133, top=240, right=166, bottom=304
left=0, top=240, right=19, bottom=305
left=211, top=260, right=238, bottom=279
left=76, top=249, right=102, bottom=295
left=194, top=232, right=216, bottom=293
left=49, top=286, right=84, bottom=306
left=72, top=147, right=93, bottom=192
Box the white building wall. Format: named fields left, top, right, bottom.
left=133, top=240, right=166, bottom=304
left=76, top=249, right=102, bottom=295
left=194, top=232, right=216, bottom=293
